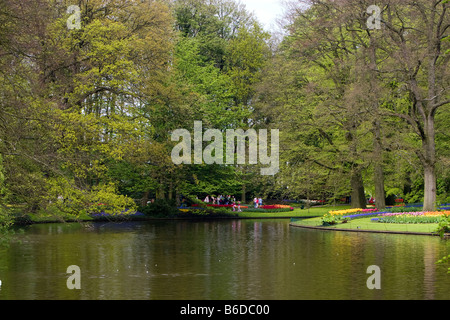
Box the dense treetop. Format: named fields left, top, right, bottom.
left=0, top=0, right=448, bottom=219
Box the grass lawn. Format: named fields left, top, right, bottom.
left=236, top=205, right=345, bottom=219
left=290, top=216, right=442, bottom=235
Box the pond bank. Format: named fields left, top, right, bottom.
left=290, top=216, right=449, bottom=237
left=10, top=208, right=320, bottom=226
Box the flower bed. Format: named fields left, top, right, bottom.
left=241, top=204, right=294, bottom=213
left=241, top=208, right=293, bottom=213
left=342, top=211, right=388, bottom=220
left=192, top=204, right=249, bottom=209
left=325, top=208, right=380, bottom=221
left=260, top=204, right=294, bottom=211
left=375, top=211, right=450, bottom=224
left=322, top=206, right=450, bottom=226
left=328, top=208, right=363, bottom=216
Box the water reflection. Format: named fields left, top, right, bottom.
left=0, top=219, right=448, bottom=300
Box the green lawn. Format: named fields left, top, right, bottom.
left=290, top=216, right=441, bottom=235
left=236, top=205, right=345, bottom=218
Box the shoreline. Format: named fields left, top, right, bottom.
left=14, top=215, right=449, bottom=238
left=12, top=214, right=317, bottom=226
left=289, top=222, right=449, bottom=237
left=9, top=205, right=449, bottom=238
left=11, top=215, right=450, bottom=239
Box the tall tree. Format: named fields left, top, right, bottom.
left=333, top=0, right=450, bottom=210
left=260, top=2, right=374, bottom=208
left=380, top=0, right=449, bottom=211
left=0, top=0, right=177, bottom=214
left=171, top=0, right=270, bottom=201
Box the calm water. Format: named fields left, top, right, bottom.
left=0, top=219, right=448, bottom=300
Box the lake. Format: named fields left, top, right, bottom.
left=0, top=219, right=448, bottom=300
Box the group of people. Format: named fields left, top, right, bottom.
left=204, top=194, right=236, bottom=205
left=203, top=194, right=242, bottom=212
left=202, top=194, right=264, bottom=211
left=253, top=197, right=263, bottom=208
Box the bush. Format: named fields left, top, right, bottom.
left=436, top=216, right=450, bottom=238
left=321, top=214, right=339, bottom=226
left=138, top=199, right=178, bottom=217
left=178, top=206, right=238, bottom=218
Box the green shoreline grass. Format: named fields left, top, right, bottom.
left=290, top=216, right=445, bottom=236
left=234, top=206, right=330, bottom=219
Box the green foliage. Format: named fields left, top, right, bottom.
left=138, top=199, right=179, bottom=218
left=435, top=216, right=450, bottom=238
left=0, top=213, right=15, bottom=248
left=106, top=160, right=158, bottom=200
left=44, top=177, right=136, bottom=218
left=0, top=154, right=14, bottom=244
left=180, top=207, right=238, bottom=218
left=321, top=214, right=339, bottom=226
left=174, top=37, right=238, bottom=128
left=0, top=154, right=5, bottom=199
left=138, top=199, right=237, bottom=218
left=0, top=0, right=448, bottom=224
left=88, top=183, right=137, bottom=215
left=225, top=23, right=270, bottom=107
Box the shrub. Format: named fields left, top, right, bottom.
left=139, top=199, right=178, bottom=217
left=178, top=207, right=238, bottom=218
left=321, top=214, right=339, bottom=226
left=435, top=216, right=450, bottom=238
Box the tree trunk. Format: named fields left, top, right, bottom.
left=241, top=184, right=246, bottom=203
left=141, top=191, right=150, bottom=207
left=350, top=170, right=367, bottom=209
left=168, top=180, right=173, bottom=200
left=423, top=164, right=436, bottom=211
left=368, top=36, right=386, bottom=210
left=373, top=120, right=386, bottom=210
left=374, top=163, right=386, bottom=209
left=175, top=188, right=181, bottom=207
left=157, top=177, right=165, bottom=199
left=422, top=115, right=437, bottom=211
